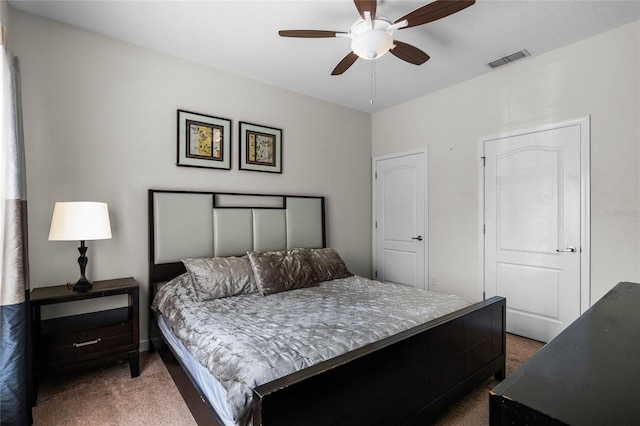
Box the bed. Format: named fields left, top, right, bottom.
left=148, top=189, right=506, bottom=426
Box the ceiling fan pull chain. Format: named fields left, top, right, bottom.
left=370, top=60, right=376, bottom=104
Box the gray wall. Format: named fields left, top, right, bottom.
left=373, top=21, right=640, bottom=304
left=10, top=9, right=372, bottom=344
left=0, top=0, right=8, bottom=30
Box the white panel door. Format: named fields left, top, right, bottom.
left=374, top=150, right=427, bottom=289
left=483, top=122, right=584, bottom=342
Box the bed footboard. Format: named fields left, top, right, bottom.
left=252, top=296, right=506, bottom=426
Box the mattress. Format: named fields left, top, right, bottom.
left=154, top=274, right=470, bottom=425
left=158, top=314, right=236, bottom=426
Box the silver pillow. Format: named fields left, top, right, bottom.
left=182, top=256, right=258, bottom=301
left=247, top=249, right=319, bottom=296
left=308, top=248, right=353, bottom=281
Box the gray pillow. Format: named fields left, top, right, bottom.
left=182, top=256, right=258, bottom=301
left=308, top=248, right=353, bottom=281
left=247, top=249, right=319, bottom=296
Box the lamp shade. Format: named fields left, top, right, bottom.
left=48, top=202, right=112, bottom=241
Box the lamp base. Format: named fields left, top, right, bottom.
left=72, top=277, right=93, bottom=292
left=73, top=240, right=92, bottom=292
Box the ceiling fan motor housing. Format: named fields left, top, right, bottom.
left=350, top=18, right=394, bottom=60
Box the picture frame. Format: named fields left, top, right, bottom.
left=239, top=121, right=282, bottom=173
left=177, top=109, right=231, bottom=170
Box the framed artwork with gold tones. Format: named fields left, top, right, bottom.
left=177, top=110, right=231, bottom=170
left=239, top=121, right=282, bottom=173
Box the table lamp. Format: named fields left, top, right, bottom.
left=48, top=201, right=112, bottom=292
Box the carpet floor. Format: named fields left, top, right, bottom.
left=32, top=352, right=196, bottom=426
left=32, top=334, right=543, bottom=425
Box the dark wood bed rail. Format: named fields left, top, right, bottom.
left=253, top=296, right=506, bottom=425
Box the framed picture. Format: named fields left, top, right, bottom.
left=239, top=121, right=282, bottom=173
left=177, top=110, right=231, bottom=170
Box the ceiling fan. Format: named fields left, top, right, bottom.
left=279, top=0, right=475, bottom=75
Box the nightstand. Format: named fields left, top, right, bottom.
left=31, top=277, right=139, bottom=404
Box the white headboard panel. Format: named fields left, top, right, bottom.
left=286, top=197, right=324, bottom=249
left=252, top=209, right=287, bottom=252
left=149, top=190, right=326, bottom=283
left=213, top=208, right=253, bottom=257
left=153, top=192, right=214, bottom=264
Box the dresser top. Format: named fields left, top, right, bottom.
left=491, top=281, right=640, bottom=425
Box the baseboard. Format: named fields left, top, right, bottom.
left=139, top=339, right=150, bottom=352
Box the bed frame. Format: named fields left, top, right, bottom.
left=148, top=189, right=506, bottom=426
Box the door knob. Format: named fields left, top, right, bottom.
left=411, top=236, right=423, bottom=241
left=556, top=246, right=577, bottom=253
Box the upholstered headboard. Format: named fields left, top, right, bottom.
left=148, top=190, right=326, bottom=284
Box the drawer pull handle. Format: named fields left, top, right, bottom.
left=73, top=338, right=101, bottom=348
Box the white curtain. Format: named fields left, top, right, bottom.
left=0, top=44, right=31, bottom=425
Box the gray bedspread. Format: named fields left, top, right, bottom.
left=153, top=274, right=470, bottom=425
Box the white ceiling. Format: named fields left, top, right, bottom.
left=8, top=0, right=640, bottom=113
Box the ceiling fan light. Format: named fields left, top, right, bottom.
left=351, top=30, right=393, bottom=60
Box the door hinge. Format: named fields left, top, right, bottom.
left=483, top=224, right=486, bottom=234
left=375, top=221, right=377, bottom=229
left=374, top=270, right=378, bottom=278
left=375, top=172, right=378, bottom=179
left=483, top=291, right=486, bottom=300
left=481, top=156, right=486, bottom=166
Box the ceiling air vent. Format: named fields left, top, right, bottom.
left=488, top=49, right=530, bottom=68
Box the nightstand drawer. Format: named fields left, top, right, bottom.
left=40, top=322, right=133, bottom=362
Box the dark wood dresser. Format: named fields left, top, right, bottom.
left=31, top=277, right=139, bottom=404
left=490, top=281, right=640, bottom=425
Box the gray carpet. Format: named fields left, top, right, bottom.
left=32, top=352, right=196, bottom=426
left=32, top=333, right=543, bottom=425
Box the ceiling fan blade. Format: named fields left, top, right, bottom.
left=354, top=0, right=377, bottom=20
left=395, top=0, right=475, bottom=29
left=278, top=30, right=339, bottom=38
left=389, top=40, right=430, bottom=65
left=331, top=52, right=359, bottom=75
